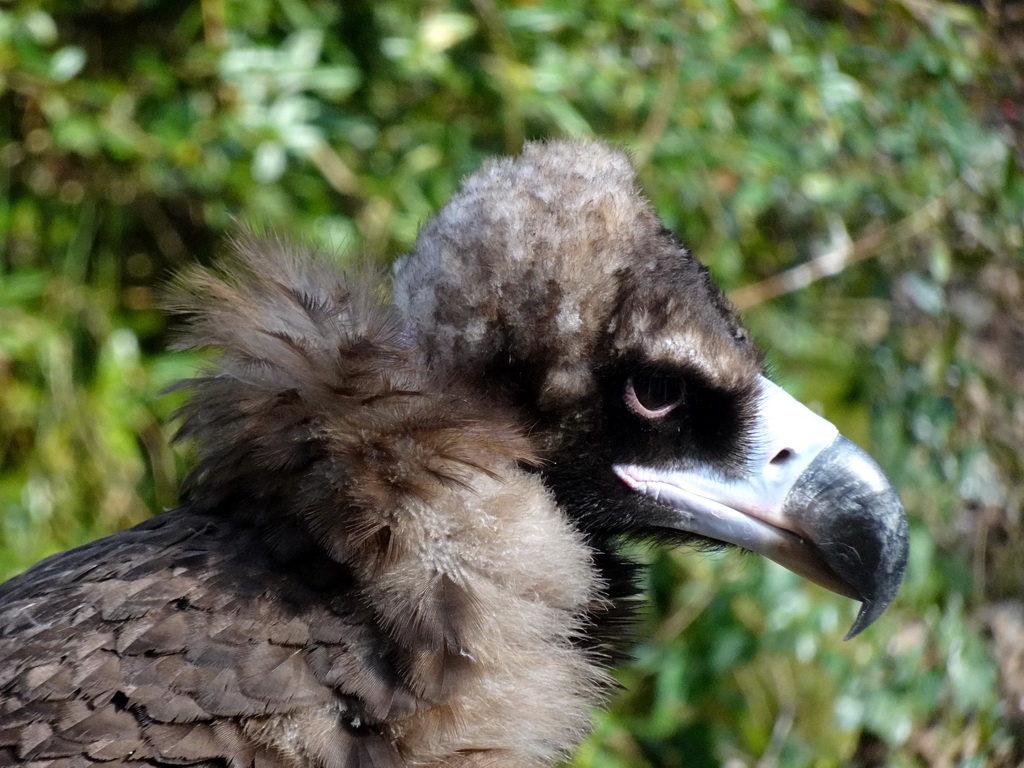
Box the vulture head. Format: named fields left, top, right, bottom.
left=396, top=139, right=908, bottom=638
left=0, top=139, right=908, bottom=768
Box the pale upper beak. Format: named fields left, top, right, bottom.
left=615, top=376, right=909, bottom=639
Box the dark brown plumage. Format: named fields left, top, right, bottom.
left=0, top=140, right=908, bottom=767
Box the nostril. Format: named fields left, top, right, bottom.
left=770, top=448, right=795, bottom=465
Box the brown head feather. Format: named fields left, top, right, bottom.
left=395, top=139, right=759, bottom=423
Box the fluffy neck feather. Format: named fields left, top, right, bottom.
left=168, top=235, right=616, bottom=765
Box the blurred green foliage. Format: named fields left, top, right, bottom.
left=1, top=0, right=1022, bottom=765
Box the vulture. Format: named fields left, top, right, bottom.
left=0, top=140, right=908, bottom=768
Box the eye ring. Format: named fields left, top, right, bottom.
left=625, top=374, right=685, bottom=419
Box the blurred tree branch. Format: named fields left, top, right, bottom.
left=729, top=179, right=961, bottom=310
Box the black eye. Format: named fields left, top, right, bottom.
left=625, top=373, right=685, bottom=418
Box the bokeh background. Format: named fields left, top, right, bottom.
left=1, top=1, right=1023, bottom=765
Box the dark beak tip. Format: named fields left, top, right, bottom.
left=794, top=436, right=910, bottom=639
left=836, top=512, right=909, bottom=639
left=842, top=507, right=909, bottom=639
left=844, top=599, right=886, bottom=640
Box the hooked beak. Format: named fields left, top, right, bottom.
left=614, top=376, right=909, bottom=638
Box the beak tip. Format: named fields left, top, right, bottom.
left=844, top=490, right=909, bottom=638
left=843, top=598, right=887, bottom=640
left=792, top=436, right=910, bottom=638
